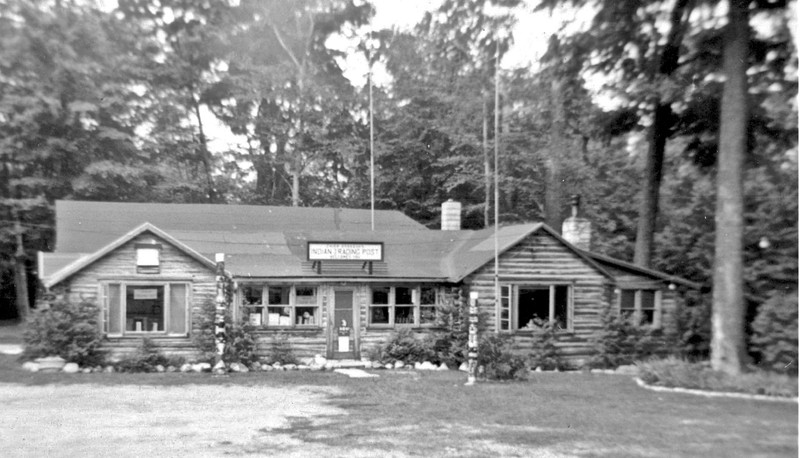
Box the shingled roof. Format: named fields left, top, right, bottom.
left=54, top=200, right=427, bottom=253
left=40, top=200, right=697, bottom=288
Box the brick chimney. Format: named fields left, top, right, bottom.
left=441, top=199, right=461, bottom=230
left=561, top=195, right=591, bottom=251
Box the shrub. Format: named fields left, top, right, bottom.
left=675, top=292, right=711, bottom=361
left=265, top=333, right=298, bottom=365
left=223, top=322, right=258, bottom=365
left=530, top=322, right=565, bottom=371
left=637, top=357, right=798, bottom=398
left=193, top=299, right=219, bottom=363
left=750, top=290, right=798, bottom=375
left=115, top=338, right=170, bottom=373
left=22, top=300, right=105, bottom=366
left=590, top=306, right=658, bottom=368
left=382, top=328, right=435, bottom=364
left=478, top=334, right=527, bottom=380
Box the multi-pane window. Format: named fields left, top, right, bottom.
left=241, top=284, right=320, bottom=328
left=102, top=282, right=188, bottom=336
left=368, top=285, right=439, bottom=327
left=619, top=289, right=661, bottom=327
left=499, top=285, right=573, bottom=332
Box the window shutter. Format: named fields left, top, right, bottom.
left=168, top=283, right=188, bottom=335
left=107, top=283, right=122, bottom=335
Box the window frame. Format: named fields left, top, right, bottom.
left=617, top=288, right=662, bottom=328
left=240, top=284, right=321, bottom=329
left=498, top=283, right=574, bottom=332
left=100, top=280, right=190, bottom=337
left=135, top=243, right=161, bottom=274
left=368, top=285, right=440, bottom=328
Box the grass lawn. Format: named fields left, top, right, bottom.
left=0, top=351, right=796, bottom=457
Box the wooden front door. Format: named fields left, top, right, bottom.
left=328, top=289, right=357, bottom=359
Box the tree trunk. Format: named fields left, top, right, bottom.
left=633, top=103, right=668, bottom=267
left=711, top=0, right=749, bottom=376
left=191, top=93, right=218, bottom=203
left=545, top=78, right=565, bottom=232
left=633, top=0, right=692, bottom=267
left=13, top=210, right=29, bottom=320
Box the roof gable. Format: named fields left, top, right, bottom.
left=43, top=223, right=216, bottom=288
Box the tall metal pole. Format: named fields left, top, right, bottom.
left=369, top=43, right=375, bottom=231
left=493, top=39, right=500, bottom=332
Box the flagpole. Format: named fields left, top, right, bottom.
left=369, top=43, right=375, bottom=231
left=494, top=39, right=500, bottom=331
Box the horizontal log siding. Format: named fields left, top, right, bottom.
left=465, top=234, right=609, bottom=367
left=62, top=232, right=216, bottom=359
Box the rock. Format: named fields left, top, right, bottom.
left=103, top=365, right=115, bottom=373
left=314, top=354, right=327, bottom=366
left=82, top=368, right=92, bottom=374
left=155, top=365, right=165, bottom=373
left=371, top=361, right=383, bottom=369
left=616, top=365, right=638, bottom=375
left=193, top=363, right=211, bottom=373
left=62, top=362, right=80, bottom=374
left=166, top=366, right=177, bottom=373
left=298, top=357, right=315, bottom=366
left=394, top=361, right=405, bottom=369
left=229, top=362, right=242, bottom=373
left=438, top=363, right=449, bottom=371
left=419, top=361, right=436, bottom=371
left=22, top=361, right=40, bottom=372
left=239, top=364, right=249, bottom=373
left=262, top=364, right=274, bottom=371
left=297, top=365, right=310, bottom=371
left=250, top=362, right=262, bottom=371
left=283, top=364, right=297, bottom=371
left=180, top=363, right=193, bottom=373
left=414, top=362, right=422, bottom=370
left=535, top=366, right=543, bottom=372
left=384, top=363, right=393, bottom=370
left=36, top=356, right=66, bottom=372
left=458, top=362, right=468, bottom=372
left=272, top=362, right=283, bottom=369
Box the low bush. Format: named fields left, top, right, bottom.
left=750, top=290, right=798, bottom=375
left=22, top=300, right=105, bottom=366
left=223, top=322, right=258, bottom=365
left=478, top=334, right=527, bottom=381
left=590, top=307, right=659, bottom=368
left=115, top=338, right=170, bottom=373
left=530, top=322, right=565, bottom=371
left=636, top=357, right=798, bottom=398
left=265, top=333, right=298, bottom=365
left=193, top=299, right=219, bottom=363
left=381, top=328, right=436, bottom=364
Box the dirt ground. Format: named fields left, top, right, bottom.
left=0, top=383, right=367, bottom=457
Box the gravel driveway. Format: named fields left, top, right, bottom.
left=0, top=383, right=350, bottom=457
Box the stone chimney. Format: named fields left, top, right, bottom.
left=561, top=195, right=591, bottom=251
left=441, top=199, right=462, bottom=230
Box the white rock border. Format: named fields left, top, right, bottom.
left=633, top=377, right=798, bottom=403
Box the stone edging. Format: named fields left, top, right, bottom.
left=633, top=377, right=798, bottom=403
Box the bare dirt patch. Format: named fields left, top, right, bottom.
left=0, top=383, right=344, bottom=457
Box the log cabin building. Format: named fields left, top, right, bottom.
left=38, top=200, right=699, bottom=367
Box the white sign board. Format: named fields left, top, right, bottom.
left=308, top=242, right=383, bottom=261
left=133, top=288, right=158, bottom=300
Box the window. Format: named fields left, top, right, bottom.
left=102, top=282, right=188, bottom=336
left=241, top=284, right=319, bottom=328
left=499, top=285, right=572, bottom=332
left=369, top=285, right=440, bottom=327
left=136, top=243, right=161, bottom=274
left=619, top=289, right=661, bottom=327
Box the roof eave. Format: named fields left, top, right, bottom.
left=581, top=250, right=702, bottom=289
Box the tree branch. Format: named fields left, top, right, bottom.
left=270, top=23, right=302, bottom=70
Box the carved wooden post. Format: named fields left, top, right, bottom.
left=466, top=291, right=479, bottom=386
left=213, top=253, right=227, bottom=374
